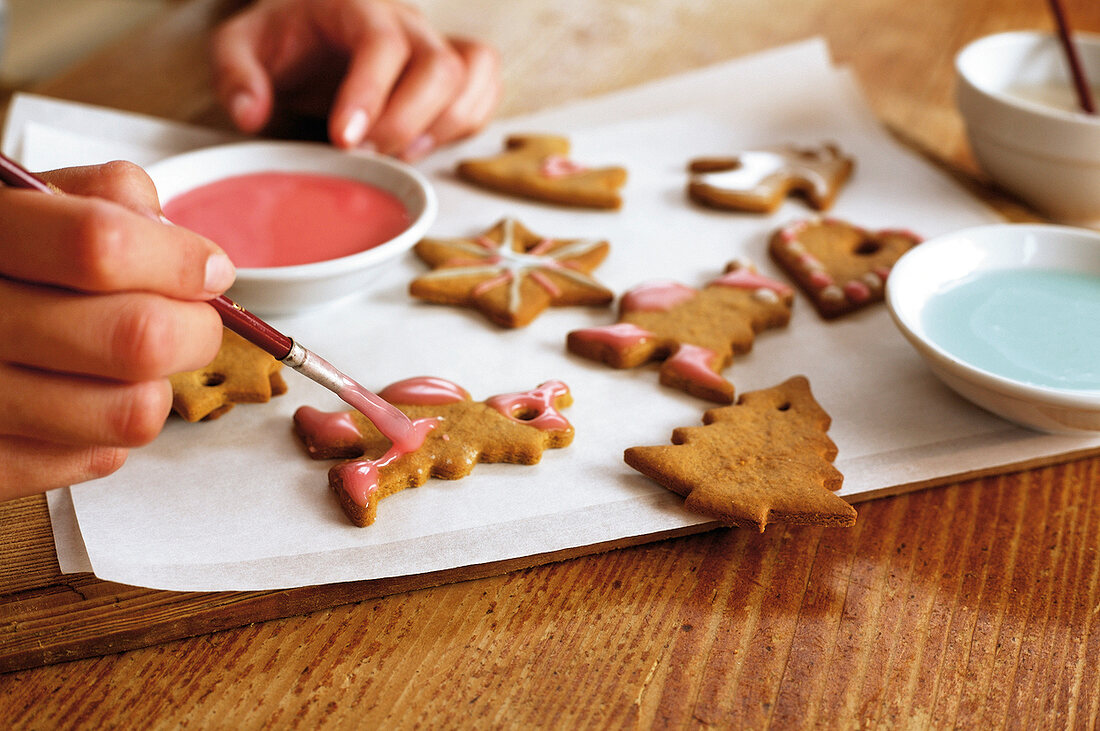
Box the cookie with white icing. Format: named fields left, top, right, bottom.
left=687, top=143, right=854, bottom=213
left=410, top=217, right=613, bottom=328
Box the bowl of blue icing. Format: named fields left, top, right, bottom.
left=886, top=223, right=1100, bottom=434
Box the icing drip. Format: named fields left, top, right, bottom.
left=334, top=417, right=439, bottom=507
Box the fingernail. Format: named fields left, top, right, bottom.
left=402, top=133, right=436, bottom=162
left=204, top=253, right=236, bottom=293
left=341, top=108, right=370, bottom=148
left=229, top=90, right=254, bottom=127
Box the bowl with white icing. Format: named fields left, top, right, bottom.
left=956, top=31, right=1100, bottom=225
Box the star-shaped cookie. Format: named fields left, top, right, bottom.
left=410, top=217, right=614, bottom=328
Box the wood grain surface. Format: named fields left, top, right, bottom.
left=2, top=0, right=1100, bottom=727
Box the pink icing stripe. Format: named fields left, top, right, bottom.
left=709, top=269, right=792, bottom=296
left=570, top=322, right=654, bottom=349
left=620, top=281, right=698, bottom=313
left=378, top=376, right=470, bottom=406
left=472, top=271, right=513, bottom=297
left=664, top=344, right=726, bottom=390
left=540, top=155, right=588, bottom=178
left=485, top=380, right=571, bottom=431
left=528, top=270, right=562, bottom=297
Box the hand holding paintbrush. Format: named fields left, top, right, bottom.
left=0, top=155, right=422, bottom=499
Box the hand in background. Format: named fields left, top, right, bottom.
left=210, top=0, right=501, bottom=160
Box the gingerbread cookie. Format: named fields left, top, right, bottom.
left=625, top=376, right=854, bottom=531
left=768, top=217, right=921, bottom=319
left=169, top=328, right=287, bottom=421
left=294, top=377, right=574, bottom=526
left=456, top=134, right=627, bottom=209
left=410, top=217, right=614, bottom=328
left=687, top=143, right=854, bottom=213
left=566, top=261, right=793, bottom=403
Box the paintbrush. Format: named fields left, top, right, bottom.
left=0, top=151, right=422, bottom=450
left=1048, top=0, right=1096, bottom=114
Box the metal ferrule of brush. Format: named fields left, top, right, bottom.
left=282, top=340, right=347, bottom=395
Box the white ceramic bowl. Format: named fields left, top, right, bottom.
left=886, top=223, right=1100, bottom=434
left=956, top=31, right=1100, bottom=225
left=148, top=140, right=437, bottom=317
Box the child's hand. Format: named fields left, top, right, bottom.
left=0, top=162, right=234, bottom=498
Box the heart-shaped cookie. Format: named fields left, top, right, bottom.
left=768, top=217, right=921, bottom=319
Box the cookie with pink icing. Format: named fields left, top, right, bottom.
left=566, top=261, right=793, bottom=403
left=293, top=377, right=574, bottom=527
left=687, top=143, right=854, bottom=213
left=410, top=217, right=613, bottom=328
left=768, top=217, right=921, bottom=319
left=456, top=134, right=627, bottom=209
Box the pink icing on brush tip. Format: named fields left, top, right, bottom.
left=378, top=376, right=470, bottom=405
left=620, top=281, right=697, bottom=312
left=485, top=380, right=572, bottom=431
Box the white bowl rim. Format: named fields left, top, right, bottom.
left=956, top=30, right=1100, bottom=126
left=147, top=140, right=438, bottom=281
left=886, top=222, right=1100, bottom=407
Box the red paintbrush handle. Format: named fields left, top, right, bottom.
left=210, top=295, right=294, bottom=360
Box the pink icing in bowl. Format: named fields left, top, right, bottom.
left=148, top=141, right=437, bottom=316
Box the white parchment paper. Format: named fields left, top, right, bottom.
left=8, top=39, right=1099, bottom=590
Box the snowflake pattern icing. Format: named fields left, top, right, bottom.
left=410, top=217, right=613, bottom=327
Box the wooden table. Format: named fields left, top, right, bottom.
left=4, top=0, right=1100, bottom=726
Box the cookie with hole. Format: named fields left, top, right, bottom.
left=292, top=377, right=574, bottom=526
left=687, top=143, right=854, bottom=213
left=624, top=376, right=854, bottom=531
left=168, top=328, right=287, bottom=421
left=768, top=217, right=921, bottom=319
